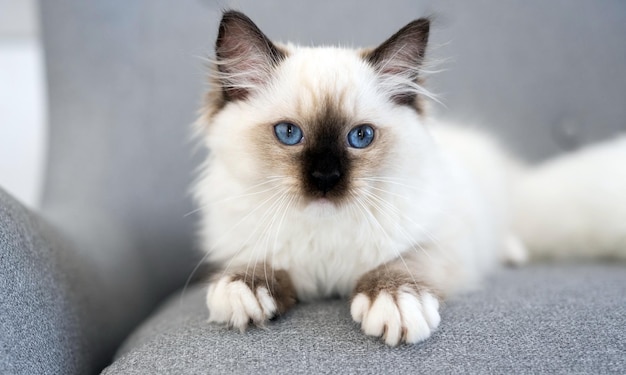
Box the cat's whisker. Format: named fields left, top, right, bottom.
left=350, top=191, right=423, bottom=293
left=269, top=194, right=297, bottom=296
left=371, top=195, right=456, bottom=268
left=244, top=190, right=291, bottom=286
left=366, top=185, right=411, bottom=201
left=362, top=190, right=452, bottom=264
left=179, top=187, right=288, bottom=309
left=211, top=188, right=287, bottom=279
left=247, top=188, right=294, bottom=284
left=370, top=190, right=467, bottom=236
left=182, top=206, right=207, bottom=218
left=360, top=191, right=434, bottom=262
left=356, top=177, right=447, bottom=195
left=348, top=191, right=387, bottom=264
left=178, top=242, right=214, bottom=311
left=180, top=197, right=286, bottom=308
left=356, top=179, right=465, bottom=223
left=360, top=181, right=461, bottom=267
left=256, top=191, right=292, bottom=292
left=355, top=180, right=464, bottom=267
left=350, top=190, right=408, bottom=263
left=184, top=178, right=285, bottom=217
left=359, top=193, right=429, bottom=293
left=204, top=185, right=280, bottom=208
left=364, top=188, right=445, bottom=249
left=356, top=176, right=434, bottom=189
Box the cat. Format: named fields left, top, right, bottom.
left=193, top=10, right=626, bottom=346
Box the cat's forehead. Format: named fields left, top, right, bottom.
left=281, top=46, right=371, bottom=78
left=272, top=45, right=384, bottom=124
left=282, top=47, right=371, bottom=91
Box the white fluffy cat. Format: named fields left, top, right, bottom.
left=194, top=11, right=626, bottom=346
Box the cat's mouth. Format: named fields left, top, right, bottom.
left=302, top=197, right=340, bottom=218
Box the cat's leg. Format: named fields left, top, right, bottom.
left=206, top=264, right=297, bottom=331
left=350, top=258, right=441, bottom=346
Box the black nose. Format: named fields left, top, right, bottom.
left=311, top=169, right=341, bottom=194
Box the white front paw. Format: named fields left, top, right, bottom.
left=206, top=276, right=277, bottom=331
left=351, top=286, right=440, bottom=346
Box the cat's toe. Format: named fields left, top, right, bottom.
left=206, top=277, right=234, bottom=325
left=255, top=286, right=278, bottom=320
left=206, top=276, right=276, bottom=331
left=350, top=293, right=370, bottom=323
left=398, top=287, right=440, bottom=343
left=351, top=287, right=440, bottom=346
left=227, top=280, right=266, bottom=329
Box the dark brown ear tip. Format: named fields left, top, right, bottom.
left=216, top=10, right=258, bottom=51
left=407, top=18, right=430, bottom=34
left=218, top=10, right=258, bottom=33
left=414, top=17, right=431, bottom=26
left=220, top=10, right=250, bottom=23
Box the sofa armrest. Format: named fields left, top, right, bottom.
left=0, top=187, right=96, bottom=374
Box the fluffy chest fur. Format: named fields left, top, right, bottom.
left=208, top=198, right=406, bottom=300
left=200, top=171, right=448, bottom=300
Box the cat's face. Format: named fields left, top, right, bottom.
left=200, top=11, right=433, bottom=216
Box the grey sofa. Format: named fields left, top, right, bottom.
left=1, top=1, right=625, bottom=374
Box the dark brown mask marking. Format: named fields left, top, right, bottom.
left=300, top=102, right=352, bottom=201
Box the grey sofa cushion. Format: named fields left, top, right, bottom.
left=103, top=264, right=625, bottom=374
left=1, top=184, right=175, bottom=374
left=0, top=187, right=92, bottom=373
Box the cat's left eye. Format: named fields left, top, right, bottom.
left=347, top=124, right=375, bottom=149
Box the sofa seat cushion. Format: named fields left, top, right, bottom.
left=102, top=264, right=626, bottom=374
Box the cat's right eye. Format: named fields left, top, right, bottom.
left=274, top=122, right=304, bottom=146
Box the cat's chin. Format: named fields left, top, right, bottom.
left=303, top=198, right=340, bottom=218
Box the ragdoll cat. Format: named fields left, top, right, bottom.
left=194, top=10, right=626, bottom=346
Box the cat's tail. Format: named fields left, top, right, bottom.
left=511, top=136, right=626, bottom=261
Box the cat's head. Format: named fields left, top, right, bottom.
left=199, top=11, right=436, bottom=216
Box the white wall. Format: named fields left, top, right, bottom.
left=0, top=0, right=47, bottom=208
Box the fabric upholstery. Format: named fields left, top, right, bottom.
left=39, top=0, right=206, bottom=302
left=0, top=187, right=91, bottom=373
left=103, top=264, right=626, bottom=374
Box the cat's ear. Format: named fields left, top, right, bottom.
left=214, top=11, right=286, bottom=101
left=364, top=18, right=430, bottom=107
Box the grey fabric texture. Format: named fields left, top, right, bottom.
left=0, top=187, right=94, bottom=373
left=1, top=0, right=623, bottom=373
left=0, top=183, right=170, bottom=374
left=103, top=264, right=626, bottom=374
left=0, top=185, right=159, bottom=373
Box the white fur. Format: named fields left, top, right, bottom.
left=206, top=276, right=277, bottom=331
left=513, top=136, right=626, bottom=260
left=196, top=42, right=626, bottom=344
left=351, top=287, right=440, bottom=346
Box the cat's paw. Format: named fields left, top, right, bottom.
left=206, top=276, right=277, bottom=331
left=206, top=269, right=296, bottom=331
left=351, top=286, right=440, bottom=346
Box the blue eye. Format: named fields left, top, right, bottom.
left=274, top=122, right=303, bottom=145
left=347, top=124, right=375, bottom=148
